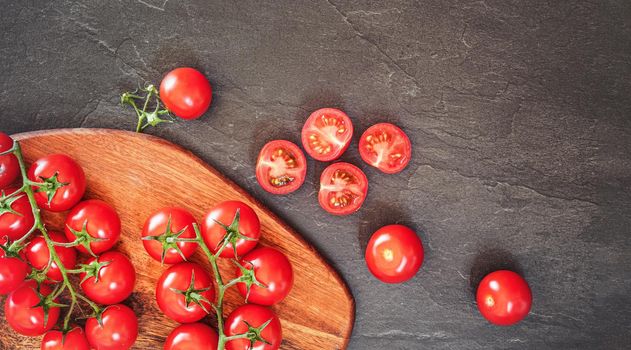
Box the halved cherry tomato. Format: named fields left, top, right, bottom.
left=236, top=247, right=293, bottom=306
left=359, top=123, right=412, bottom=174
left=27, top=154, right=86, bottom=212
left=318, top=162, right=368, bottom=215
left=365, top=225, right=423, bottom=283
left=26, top=231, right=77, bottom=282
left=164, top=323, right=218, bottom=350
left=156, top=262, right=215, bottom=323
left=160, top=67, right=212, bottom=120
left=64, top=199, right=121, bottom=255
left=476, top=270, right=532, bottom=326
left=80, top=251, right=136, bottom=305
left=0, top=187, right=35, bottom=241
left=256, top=140, right=307, bottom=195
left=301, top=108, right=353, bottom=161
left=42, top=326, right=90, bottom=350
left=0, top=132, right=19, bottom=189
left=85, top=304, right=138, bottom=350
left=201, top=201, right=260, bottom=259
left=225, top=304, right=282, bottom=350
left=141, top=207, right=198, bottom=264
left=4, top=280, right=60, bottom=336
left=0, top=254, right=29, bottom=295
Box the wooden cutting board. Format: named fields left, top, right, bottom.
left=0, top=128, right=354, bottom=350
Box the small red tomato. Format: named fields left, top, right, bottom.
left=65, top=199, right=121, bottom=255
left=359, top=123, right=412, bottom=174
left=236, top=247, right=293, bottom=306
left=27, top=154, right=86, bottom=212
left=26, top=231, right=77, bottom=282
left=0, top=255, right=29, bottom=294
left=41, top=327, right=90, bottom=350
left=4, top=280, right=60, bottom=336
left=301, top=108, right=353, bottom=161
left=201, top=201, right=260, bottom=259
left=80, top=251, right=136, bottom=305
left=0, top=132, right=19, bottom=188
left=156, top=262, right=215, bottom=323
left=85, top=304, right=138, bottom=350
left=318, top=162, right=368, bottom=215
left=255, top=140, right=307, bottom=195
left=164, top=323, right=218, bottom=350
left=159, top=67, right=212, bottom=120
left=225, top=304, right=282, bottom=350
left=0, top=187, right=35, bottom=241
left=476, top=270, right=532, bottom=326
left=365, top=225, right=423, bottom=283
left=141, top=207, right=198, bottom=264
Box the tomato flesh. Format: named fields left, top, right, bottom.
left=359, top=123, right=412, bottom=174
left=164, top=323, right=218, bottom=350
left=365, top=225, right=423, bottom=283
left=0, top=132, right=19, bottom=188
left=318, top=162, right=368, bottom=215
left=236, top=247, right=293, bottom=306
left=0, top=187, right=35, bottom=241
left=160, top=67, right=212, bottom=120
left=301, top=108, right=353, bottom=161
left=42, top=327, right=90, bottom=350
left=85, top=304, right=138, bottom=350
left=256, top=140, right=306, bottom=195
left=476, top=270, right=532, bottom=326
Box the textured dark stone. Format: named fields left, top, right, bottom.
left=1, top=1, right=630, bottom=349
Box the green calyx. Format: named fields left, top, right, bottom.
left=0, top=188, right=24, bottom=216
left=213, top=209, right=256, bottom=259
left=234, top=260, right=267, bottom=303
left=243, top=319, right=273, bottom=348
left=121, top=84, right=174, bottom=133
left=141, top=215, right=191, bottom=264
left=170, top=269, right=212, bottom=314
left=65, top=221, right=105, bottom=257
left=33, top=172, right=68, bottom=205
left=78, top=259, right=112, bottom=284
left=33, top=285, right=68, bottom=327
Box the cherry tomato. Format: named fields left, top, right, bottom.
left=85, top=304, right=138, bottom=350
left=255, top=140, right=307, bottom=195
left=476, top=270, right=532, bottom=326
left=201, top=201, right=260, bottom=259
left=4, top=280, right=60, bottom=336
left=26, top=231, right=77, bottom=282
left=365, top=225, right=423, bottom=283
left=359, top=123, right=412, bottom=174
left=80, top=251, right=135, bottom=305
left=156, top=262, right=214, bottom=323
left=64, top=199, right=121, bottom=255
left=0, top=132, right=19, bottom=189
left=301, top=108, right=353, bottom=161
left=0, top=254, right=29, bottom=294
left=225, top=304, right=282, bottom=350
left=164, top=323, right=218, bottom=350
left=41, top=327, right=90, bottom=350
left=0, top=187, right=35, bottom=241
left=159, top=67, right=212, bottom=120
left=318, top=162, right=368, bottom=215
left=236, top=247, right=293, bottom=306
left=27, top=154, right=86, bottom=212
left=141, top=207, right=198, bottom=264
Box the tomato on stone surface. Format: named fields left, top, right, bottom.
left=85, top=304, right=138, bottom=350
left=236, top=247, right=293, bottom=306
left=41, top=326, right=90, bottom=350
left=26, top=231, right=77, bottom=282
left=156, top=262, right=214, bottom=323
left=64, top=199, right=121, bottom=255
left=27, top=154, right=86, bottom=212
left=0, top=187, right=35, bottom=241
left=201, top=201, right=260, bottom=259
left=80, top=251, right=135, bottom=305
left=359, top=122, right=412, bottom=174
left=318, top=162, right=368, bottom=215
left=141, top=207, right=198, bottom=264
left=164, top=323, right=218, bottom=350
left=0, top=132, right=19, bottom=189
left=225, top=304, right=282, bottom=350
left=301, top=108, right=353, bottom=161
left=0, top=252, right=29, bottom=295
left=476, top=270, right=532, bottom=326
left=365, top=225, right=424, bottom=284
left=256, top=140, right=307, bottom=195
left=159, top=67, right=212, bottom=120
left=4, top=280, right=60, bottom=336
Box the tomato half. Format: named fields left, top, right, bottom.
left=201, top=201, right=260, bottom=259
left=4, top=280, right=60, bottom=336
left=0, top=187, right=35, bottom=241
left=42, top=327, right=90, bottom=350
left=85, top=304, right=138, bottom=350
left=225, top=304, right=282, bottom=350
left=156, top=262, right=215, bottom=323
left=256, top=140, right=307, bottom=195
left=164, top=323, right=218, bottom=350
left=141, top=207, right=198, bottom=264
left=0, top=132, right=19, bottom=189
left=359, top=123, right=412, bottom=174
left=476, top=270, right=532, bottom=326
left=80, top=251, right=136, bottom=305
left=64, top=199, right=121, bottom=255
left=301, top=108, right=353, bottom=161
left=236, top=247, right=293, bottom=306
left=27, top=154, right=86, bottom=212
left=318, top=162, right=368, bottom=215
left=365, top=225, right=423, bottom=283
left=0, top=254, right=29, bottom=295
left=159, top=67, right=212, bottom=120
left=26, top=231, right=77, bottom=282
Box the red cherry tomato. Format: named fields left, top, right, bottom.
left=301, top=108, right=353, bottom=161
left=365, top=225, right=424, bottom=283
left=26, top=231, right=77, bottom=282
left=80, top=251, right=136, bottom=305
left=41, top=327, right=90, bottom=350
left=0, top=254, right=29, bottom=294
left=64, top=199, right=121, bottom=255
left=0, top=187, right=35, bottom=241
left=4, top=280, right=60, bottom=336
left=141, top=207, right=198, bottom=264
left=0, top=132, right=19, bottom=188
left=201, top=201, right=260, bottom=259
left=359, top=123, right=412, bottom=174
left=27, top=154, right=86, bottom=212
left=225, top=304, right=282, bottom=350
left=156, top=262, right=214, bottom=323
left=85, top=304, right=138, bottom=350
left=159, top=67, right=212, bottom=120
left=164, top=323, right=218, bottom=350
left=236, top=247, right=293, bottom=306
left=255, top=140, right=307, bottom=195
left=318, top=162, right=368, bottom=215
left=476, top=270, right=532, bottom=326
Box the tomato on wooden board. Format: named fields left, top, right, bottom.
left=359, top=123, right=412, bottom=174
left=318, top=162, right=368, bottom=215
left=225, top=304, right=282, bottom=350
left=301, top=108, right=353, bottom=161
left=256, top=140, right=307, bottom=195
left=365, top=225, right=424, bottom=283
left=85, top=304, right=138, bottom=350
left=236, top=247, right=293, bottom=306
left=0, top=187, right=35, bottom=241
left=476, top=270, right=532, bottom=326
left=0, top=254, right=29, bottom=294
left=41, top=327, right=90, bottom=350
left=201, top=201, right=260, bottom=259
left=80, top=251, right=136, bottom=305
left=27, top=154, right=86, bottom=212
left=159, top=67, right=212, bottom=120
left=4, top=280, right=60, bottom=336
left=0, top=132, right=19, bottom=189
left=141, top=207, right=198, bottom=264
left=64, top=199, right=121, bottom=255
left=164, top=323, right=218, bottom=350
left=156, top=262, right=215, bottom=323
left=26, top=231, right=77, bottom=282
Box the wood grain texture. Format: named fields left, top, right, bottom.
left=0, top=128, right=354, bottom=350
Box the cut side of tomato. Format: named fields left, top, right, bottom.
left=318, top=162, right=368, bottom=215
left=301, top=108, right=353, bottom=161
left=256, top=140, right=306, bottom=195
left=359, top=123, right=412, bottom=174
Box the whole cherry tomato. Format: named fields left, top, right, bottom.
left=225, top=304, right=282, bottom=350
left=141, top=207, right=198, bottom=264
left=318, top=162, right=368, bottom=215
left=301, top=108, right=353, bottom=161
left=359, top=123, right=412, bottom=174
left=4, top=280, right=60, bottom=336
left=256, top=140, right=307, bottom=195
left=476, top=270, right=532, bottom=326
left=0, top=132, right=19, bottom=189
left=365, top=225, right=424, bottom=283
left=0, top=254, right=29, bottom=294
left=156, top=262, right=214, bottom=323
left=80, top=251, right=136, bottom=305
left=0, top=187, right=35, bottom=241
left=159, top=67, right=212, bottom=120
left=26, top=231, right=77, bottom=282
left=64, top=199, right=121, bottom=255
left=85, top=304, right=138, bottom=350
left=27, top=154, right=86, bottom=212
left=164, top=323, right=218, bottom=350
left=41, top=326, right=90, bottom=350
left=236, top=247, right=293, bottom=306
left=201, top=201, right=260, bottom=259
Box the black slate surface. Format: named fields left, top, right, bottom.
left=1, top=1, right=631, bottom=349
